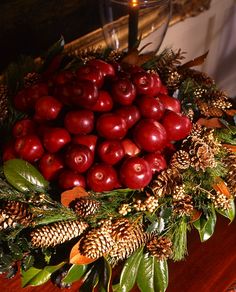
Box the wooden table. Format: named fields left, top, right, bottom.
left=1, top=215, right=236, bottom=292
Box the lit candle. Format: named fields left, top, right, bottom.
left=128, top=0, right=139, bottom=50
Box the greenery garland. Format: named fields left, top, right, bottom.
left=0, top=39, right=235, bottom=291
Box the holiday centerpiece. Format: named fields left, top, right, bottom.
left=0, top=36, right=235, bottom=291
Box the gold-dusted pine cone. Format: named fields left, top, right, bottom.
left=23, top=72, right=41, bottom=88
left=173, top=194, right=193, bottom=216
left=79, top=220, right=114, bottom=259
left=0, top=201, right=33, bottom=230
left=190, top=123, right=205, bottom=138
left=181, top=68, right=215, bottom=87
left=108, top=224, right=152, bottom=265
left=187, top=137, right=216, bottom=171
left=223, top=153, right=236, bottom=196
left=170, top=150, right=190, bottom=170
left=151, top=168, right=182, bottom=197
left=0, top=84, right=9, bottom=124
left=146, top=236, right=172, bottom=261
left=111, top=218, right=132, bottom=241
left=195, top=98, right=224, bottom=117
left=71, top=198, right=101, bottom=218
left=31, top=220, right=88, bottom=248
left=202, top=129, right=221, bottom=155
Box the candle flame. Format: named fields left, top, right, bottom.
left=131, top=0, right=138, bottom=7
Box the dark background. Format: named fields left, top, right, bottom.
left=0, top=0, right=101, bottom=71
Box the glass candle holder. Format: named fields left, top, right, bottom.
left=100, top=0, right=172, bottom=53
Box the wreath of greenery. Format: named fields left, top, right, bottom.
left=0, top=38, right=235, bottom=291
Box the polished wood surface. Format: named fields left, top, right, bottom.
left=1, top=215, right=236, bottom=292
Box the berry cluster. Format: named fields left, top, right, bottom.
left=3, top=59, right=192, bottom=192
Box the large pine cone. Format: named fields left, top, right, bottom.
left=31, top=220, right=88, bottom=248
left=146, top=236, right=172, bottom=260
left=223, top=152, right=236, bottom=196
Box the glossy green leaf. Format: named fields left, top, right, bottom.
left=21, top=262, right=65, bottom=287
left=3, top=159, right=49, bottom=192
left=217, top=199, right=235, bottom=223
left=80, top=265, right=99, bottom=292
left=137, top=253, right=168, bottom=292
left=193, top=207, right=216, bottom=242
left=97, top=258, right=112, bottom=292
left=113, top=247, right=143, bottom=292
left=62, top=264, right=87, bottom=284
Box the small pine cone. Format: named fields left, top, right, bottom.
left=80, top=221, right=115, bottom=259
left=223, top=153, right=236, bottom=196
left=195, top=98, right=223, bottom=117
left=108, top=224, right=152, bottom=265
left=146, top=236, right=172, bottom=260
left=202, top=129, right=221, bottom=155
left=0, top=201, right=33, bottom=230
left=31, top=220, right=88, bottom=248
left=173, top=194, right=193, bottom=216
left=111, top=218, right=132, bottom=241
left=189, top=137, right=216, bottom=171
left=184, top=108, right=195, bottom=121
left=170, top=150, right=190, bottom=170
left=23, top=72, right=41, bottom=88
left=70, top=198, right=101, bottom=218
left=0, top=84, right=9, bottom=124
left=190, top=123, right=205, bottom=138
left=181, top=68, right=215, bottom=86
left=151, top=168, right=182, bottom=197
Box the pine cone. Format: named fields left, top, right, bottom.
left=183, top=136, right=216, bottom=171
left=195, top=98, right=224, bottom=117
left=172, top=184, right=186, bottom=200
left=111, top=218, right=132, bottom=241
left=79, top=220, right=115, bottom=259
left=108, top=224, right=152, bottom=265
left=31, top=220, right=88, bottom=248
left=151, top=168, right=182, bottom=197
left=146, top=236, right=172, bottom=260
left=163, top=69, right=182, bottom=91
left=0, top=201, right=33, bottom=230
left=190, top=123, right=205, bottom=138
left=170, top=150, right=190, bottom=170
left=181, top=68, right=215, bottom=87
left=173, top=194, right=193, bottom=216
left=70, top=198, right=101, bottom=218
left=23, top=73, right=41, bottom=88
left=224, top=153, right=236, bottom=196
left=0, top=84, right=9, bottom=124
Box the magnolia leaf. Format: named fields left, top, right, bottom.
left=190, top=209, right=202, bottom=223
left=181, top=51, right=208, bottom=68
left=21, top=262, right=65, bottom=287
left=70, top=239, right=97, bottom=265
left=137, top=253, right=168, bottom=292
left=113, top=247, right=143, bottom=292
left=80, top=265, right=99, bottom=292
left=193, top=207, right=217, bottom=242
left=217, top=199, right=235, bottom=223
left=197, top=118, right=224, bottom=129
left=97, top=258, right=112, bottom=292
left=3, top=159, right=49, bottom=192
left=61, top=186, right=89, bottom=207
left=62, top=264, right=87, bottom=284
left=212, top=178, right=231, bottom=198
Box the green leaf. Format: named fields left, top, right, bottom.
left=217, top=199, right=235, bottom=223
left=80, top=265, right=99, bottom=292
left=3, top=159, right=49, bottom=192
left=97, top=258, right=112, bottom=292
left=193, top=207, right=217, bottom=242
left=21, top=262, right=65, bottom=287
left=62, top=264, right=87, bottom=284
left=113, top=247, right=144, bottom=292
left=137, top=254, right=168, bottom=292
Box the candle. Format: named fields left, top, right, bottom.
left=128, top=0, right=139, bottom=50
